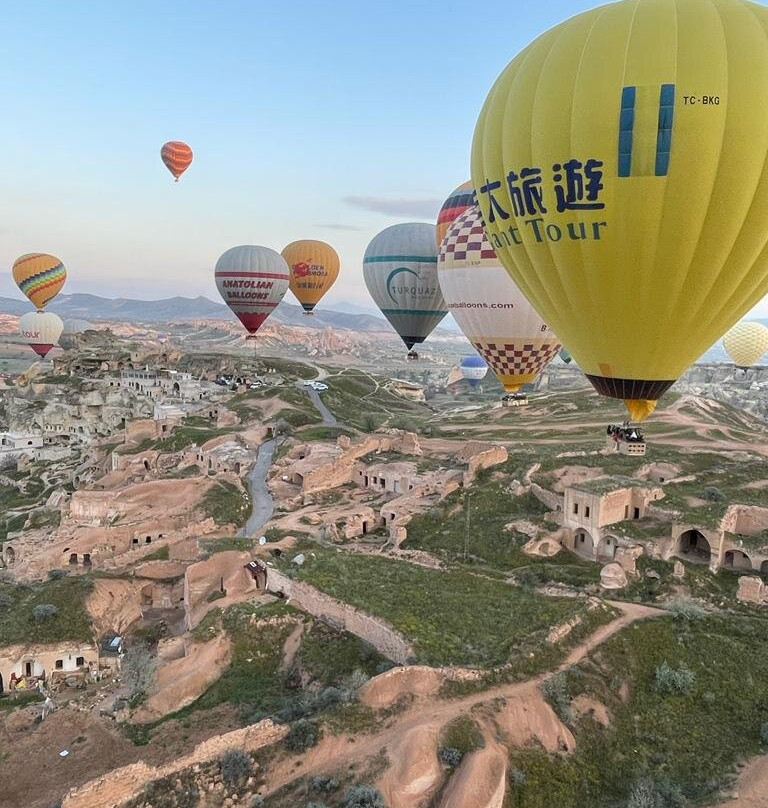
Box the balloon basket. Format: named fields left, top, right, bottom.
left=605, top=422, right=646, bottom=456
left=406, top=351, right=419, bottom=361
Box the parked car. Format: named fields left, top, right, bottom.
left=312, top=382, right=328, bottom=391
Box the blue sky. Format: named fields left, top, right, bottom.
left=2, top=0, right=767, bottom=318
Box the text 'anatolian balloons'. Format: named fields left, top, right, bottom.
left=214, top=246, right=290, bottom=336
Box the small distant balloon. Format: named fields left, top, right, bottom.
left=722, top=322, right=768, bottom=368
left=161, top=141, right=193, bottom=181
left=460, top=355, right=488, bottom=387
left=12, top=254, right=67, bottom=310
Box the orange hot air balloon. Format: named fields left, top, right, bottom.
left=281, top=240, right=340, bottom=315
left=161, top=141, right=193, bottom=181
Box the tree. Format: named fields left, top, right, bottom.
left=219, top=749, right=252, bottom=787
left=33, top=604, right=58, bottom=622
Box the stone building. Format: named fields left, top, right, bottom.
left=0, top=431, right=44, bottom=469
left=0, top=641, right=99, bottom=692
left=120, top=368, right=204, bottom=402
left=561, top=477, right=664, bottom=560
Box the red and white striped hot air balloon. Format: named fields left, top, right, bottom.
left=19, top=311, right=64, bottom=359
left=161, top=141, right=193, bottom=181
left=214, top=246, right=290, bottom=337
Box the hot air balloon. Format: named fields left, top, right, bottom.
left=722, top=322, right=768, bottom=368
left=281, top=240, right=340, bottom=315
left=161, top=141, right=193, bottom=181
left=436, top=182, right=476, bottom=247
left=460, top=355, right=489, bottom=388
left=214, top=246, right=290, bottom=337
left=472, top=0, right=768, bottom=422
left=12, top=254, right=66, bottom=310
left=59, top=318, right=95, bottom=350
left=438, top=207, right=560, bottom=393
left=559, top=348, right=573, bottom=365
left=19, top=311, right=63, bottom=359
left=363, top=223, right=446, bottom=359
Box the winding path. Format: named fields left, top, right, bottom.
left=261, top=601, right=665, bottom=796
left=239, top=438, right=280, bottom=538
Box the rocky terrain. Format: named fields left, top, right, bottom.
left=1, top=344, right=768, bottom=808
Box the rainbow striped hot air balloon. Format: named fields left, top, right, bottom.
left=12, top=254, right=67, bottom=310
left=161, top=141, right=193, bottom=181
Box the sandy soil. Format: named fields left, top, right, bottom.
left=262, top=602, right=664, bottom=804
left=133, top=635, right=233, bottom=722
left=713, top=755, right=768, bottom=807
left=359, top=666, right=443, bottom=709
left=377, top=724, right=443, bottom=808
left=86, top=578, right=143, bottom=636
left=571, top=694, right=611, bottom=727
left=493, top=682, right=575, bottom=752
left=439, top=742, right=507, bottom=808
left=0, top=706, right=142, bottom=808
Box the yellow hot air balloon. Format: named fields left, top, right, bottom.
left=472, top=0, right=768, bottom=421
left=12, top=254, right=67, bottom=310
left=281, top=240, right=340, bottom=315
left=722, top=321, right=768, bottom=368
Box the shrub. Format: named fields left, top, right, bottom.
left=439, top=747, right=463, bottom=768
left=510, top=768, right=527, bottom=787
left=311, top=776, right=339, bottom=794
left=761, top=722, right=768, bottom=745
left=47, top=569, right=68, bottom=580
left=654, top=661, right=696, bottom=695
left=0, top=593, right=12, bottom=609
left=249, top=798, right=264, bottom=808
left=627, top=778, right=658, bottom=808
left=220, top=748, right=252, bottom=787
left=541, top=672, right=573, bottom=722
left=285, top=718, right=319, bottom=752
left=699, top=486, right=726, bottom=502
left=665, top=596, right=708, bottom=621
left=440, top=716, right=485, bottom=756
left=342, top=784, right=386, bottom=808
left=33, top=604, right=58, bottom=622
left=307, top=803, right=329, bottom=808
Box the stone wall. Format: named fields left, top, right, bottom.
left=530, top=483, right=564, bottom=513
left=722, top=504, right=768, bottom=537
left=266, top=568, right=415, bottom=664
left=62, top=719, right=287, bottom=808
left=462, top=444, right=508, bottom=487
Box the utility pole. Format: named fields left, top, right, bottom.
left=464, top=491, right=471, bottom=561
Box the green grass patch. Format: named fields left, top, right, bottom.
left=298, top=622, right=385, bottom=686
left=507, top=614, right=768, bottom=807
left=282, top=546, right=590, bottom=667
left=200, top=480, right=250, bottom=528
left=440, top=715, right=485, bottom=755
left=200, top=536, right=255, bottom=554
left=0, top=577, right=92, bottom=646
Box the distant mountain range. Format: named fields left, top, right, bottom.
left=0, top=293, right=394, bottom=332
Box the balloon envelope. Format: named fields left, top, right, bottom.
left=214, top=246, right=290, bottom=335
left=438, top=207, right=560, bottom=392
left=20, top=311, right=63, bottom=358
left=460, top=354, right=489, bottom=387
left=472, top=0, right=768, bottom=420
left=282, top=240, right=340, bottom=313
left=161, top=141, right=193, bottom=181
left=12, top=254, right=66, bottom=310
left=436, top=182, right=475, bottom=247
left=722, top=322, right=768, bottom=367
left=363, top=223, right=446, bottom=351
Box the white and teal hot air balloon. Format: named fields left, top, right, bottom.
left=363, top=223, right=446, bottom=358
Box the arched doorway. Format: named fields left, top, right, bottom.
left=5, top=546, right=15, bottom=567
left=724, top=549, right=752, bottom=571
left=762, top=560, right=768, bottom=575
left=677, top=529, right=712, bottom=564
left=574, top=529, right=594, bottom=559
left=597, top=535, right=617, bottom=561
left=0, top=672, right=4, bottom=693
